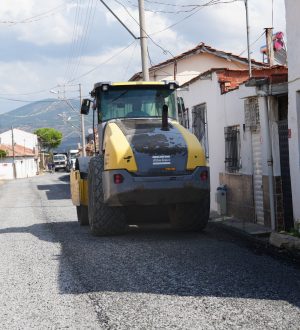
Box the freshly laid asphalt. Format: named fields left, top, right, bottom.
left=0, top=172, right=300, bottom=329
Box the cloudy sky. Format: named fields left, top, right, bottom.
left=0, top=0, right=286, bottom=114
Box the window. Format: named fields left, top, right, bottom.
left=177, top=97, right=189, bottom=129
left=182, top=108, right=190, bottom=129
left=244, top=97, right=259, bottom=131
left=224, top=125, right=241, bottom=172
left=192, top=103, right=209, bottom=159
left=98, top=87, right=177, bottom=122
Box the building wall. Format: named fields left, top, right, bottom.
left=149, top=53, right=249, bottom=85
left=0, top=129, right=38, bottom=152
left=257, top=96, right=282, bottom=177
left=180, top=74, right=256, bottom=211
left=15, top=158, right=38, bottom=178
left=219, top=173, right=254, bottom=222
left=179, top=73, right=286, bottom=228
left=0, top=162, right=14, bottom=180
left=285, top=0, right=300, bottom=224
left=0, top=157, right=37, bottom=179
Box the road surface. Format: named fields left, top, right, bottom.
left=0, top=173, right=300, bottom=329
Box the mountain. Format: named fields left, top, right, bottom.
left=0, top=99, right=93, bottom=152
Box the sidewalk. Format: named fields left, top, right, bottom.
left=210, top=214, right=300, bottom=263
left=210, top=216, right=271, bottom=237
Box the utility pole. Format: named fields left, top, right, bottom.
left=265, top=27, right=274, bottom=67
left=79, top=83, right=86, bottom=156
left=11, top=126, right=16, bottom=179
left=244, top=0, right=252, bottom=77
left=138, top=0, right=149, bottom=81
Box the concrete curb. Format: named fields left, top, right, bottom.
left=210, top=220, right=300, bottom=265
left=270, top=232, right=300, bottom=250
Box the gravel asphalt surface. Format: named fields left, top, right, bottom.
left=0, top=172, right=300, bottom=329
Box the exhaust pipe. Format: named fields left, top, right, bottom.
left=161, top=104, right=169, bottom=131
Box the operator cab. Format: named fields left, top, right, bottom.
left=93, top=81, right=179, bottom=123
left=81, top=81, right=179, bottom=120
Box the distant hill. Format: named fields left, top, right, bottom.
left=0, top=99, right=93, bottom=152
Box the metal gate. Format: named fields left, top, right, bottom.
left=251, top=131, right=264, bottom=225
left=278, top=120, right=294, bottom=230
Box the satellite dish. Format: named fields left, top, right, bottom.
left=88, top=128, right=93, bottom=134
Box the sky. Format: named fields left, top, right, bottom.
left=0, top=0, right=286, bottom=115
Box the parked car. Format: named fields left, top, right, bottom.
left=53, top=154, right=67, bottom=171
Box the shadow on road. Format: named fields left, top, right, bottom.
left=57, top=174, right=70, bottom=182
left=0, top=221, right=300, bottom=308
left=37, top=183, right=70, bottom=200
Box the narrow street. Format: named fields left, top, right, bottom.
left=0, top=173, right=300, bottom=329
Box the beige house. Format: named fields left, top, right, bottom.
left=130, top=42, right=265, bottom=85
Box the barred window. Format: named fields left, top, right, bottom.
left=244, top=97, right=259, bottom=131
left=224, top=126, right=241, bottom=172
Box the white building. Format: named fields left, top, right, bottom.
left=180, top=66, right=291, bottom=230
left=130, top=42, right=265, bottom=84
left=0, top=128, right=38, bottom=152
left=285, top=0, right=300, bottom=226
left=0, top=129, right=39, bottom=179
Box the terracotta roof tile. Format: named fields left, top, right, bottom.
left=129, top=42, right=267, bottom=81
left=0, top=144, right=35, bottom=157
left=181, top=66, right=288, bottom=94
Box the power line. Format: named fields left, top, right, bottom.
left=67, top=0, right=97, bottom=83
left=0, top=97, right=55, bottom=103
left=1, top=100, right=62, bottom=118
left=67, top=40, right=136, bottom=82
left=0, top=3, right=66, bottom=26
left=149, top=0, right=235, bottom=36
left=0, top=83, right=82, bottom=98
left=99, top=0, right=138, bottom=39
left=238, top=31, right=265, bottom=57
left=113, top=0, right=175, bottom=59
left=0, top=88, right=54, bottom=96
left=64, top=0, right=86, bottom=82
left=122, top=40, right=139, bottom=80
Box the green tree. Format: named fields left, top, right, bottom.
left=34, top=128, right=63, bottom=152
left=0, top=149, right=7, bottom=158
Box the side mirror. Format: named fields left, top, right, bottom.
left=81, top=99, right=91, bottom=115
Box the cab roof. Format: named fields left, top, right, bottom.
left=93, top=80, right=178, bottom=90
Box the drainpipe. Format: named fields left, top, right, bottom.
left=257, top=90, right=276, bottom=231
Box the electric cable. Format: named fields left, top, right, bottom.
left=122, top=40, right=139, bottom=80
left=67, top=40, right=136, bottom=82
left=238, top=31, right=265, bottom=57
left=64, top=0, right=82, bottom=82
left=67, top=0, right=96, bottom=83
left=0, top=3, right=66, bottom=25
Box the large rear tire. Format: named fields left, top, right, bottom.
left=76, top=205, right=89, bottom=226
left=169, top=194, right=210, bottom=232
left=88, top=156, right=127, bottom=236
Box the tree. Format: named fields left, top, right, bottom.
left=34, top=128, right=63, bottom=152
left=0, top=149, right=7, bottom=158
